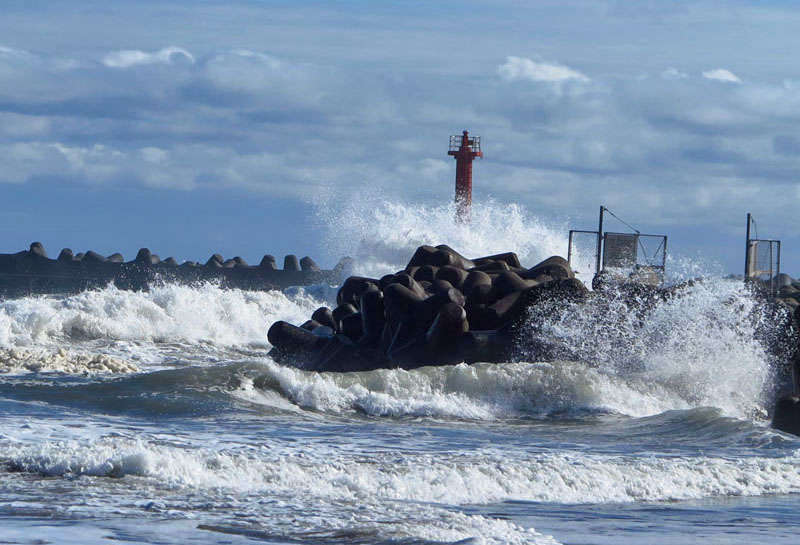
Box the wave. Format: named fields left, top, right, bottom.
left=0, top=435, right=559, bottom=545
left=313, top=196, right=568, bottom=278
left=0, top=282, right=330, bottom=367
left=4, top=432, right=800, bottom=509
left=247, top=358, right=773, bottom=421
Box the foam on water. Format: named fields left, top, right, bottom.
left=247, top=359, right=670, bottom=419
left=0, top=436, right=559, bottom=544
left=0, top=346, right=137, bottom=375
left=315, top=196, right=568, bottom=277
left=0, top=283, right=328, bottom=368
left=250, top=352, right=773, bottom=421
left=4, top=433, right=800, bottom=513
left=528, top=277, right=783, bottom=419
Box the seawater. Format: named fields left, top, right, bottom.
left=1, top=201, right=800, bottom=545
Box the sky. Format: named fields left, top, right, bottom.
left=1, top=0, right=799, bottom=273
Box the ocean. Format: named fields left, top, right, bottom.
left=1, top=202, right=799, bottom=545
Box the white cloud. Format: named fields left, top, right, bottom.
left=661, top=67, right=688, bottom=80
left=102, top=46, right=194, bottom=68
left=140, top=146, right=168, bottom=164
left=498, top=56, right=590, bottom=83
left=702, top=68, right=741, bottom=83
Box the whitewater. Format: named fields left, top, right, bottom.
left=1, top=200, right=800, bottom=545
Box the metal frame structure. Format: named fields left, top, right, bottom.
left=567, top=206, right=668, bottom=286
left=744, top=212, right=781, bottom=297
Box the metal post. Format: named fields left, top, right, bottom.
left=744, top=212, right=752, bottom=282
left=595, top=206, right=604, bottom=274
left=776, top=240, right=782, bottom=298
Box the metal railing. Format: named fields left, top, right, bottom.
left=449, top=135, right=481, bottom=153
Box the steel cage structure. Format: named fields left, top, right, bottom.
left=745, top=213, right=781, bottom=297
left=567, top=207, right=668, bottom=287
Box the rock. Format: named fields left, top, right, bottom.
left=456, top=329, right=515, bottom=363
left=162, top=257, right=178, bottom=266
left=467, top=283, right=493, bottom=305
left=406, top=245, right=439, bottom=269
left=340, top=312, right=364, bottom=342
left=435, top=266, right=469, bottom=290
left=424, top=302, right=469, bottom=359
left=413, top=265, right=438, bottom=283
left=389, top=273, right=426, bottom=299
left=473, top=252, right=521, bottom=269
left=359, top=289, right=385, bottom=346
left=28, top=242, right=47, bottom=258
left=462, top=270, right=492, bottom=297
left=383, top=283, right=425, bottom=324
left=260, top=255, right=278, bottom=270
left=205, top=254, right=224, bottom=267
left=83, top=251, right=108, bottom=263
left=312, top=307, right=338, bottom=331
left=301, top=319, right=321, bottom=331
left=136, top=248, right=157, bottom=265
left=268, top=321, right=328, bottom=363
left=773, top=396, right=800, bottom=436
left=491, top=271, right=534, bottom=300
left=776, top=273, right=796, bottom=289
left=264, top=246, right=593, bottom=372
left=337, top=276, right=379, bottom=307
left=470, top=260, right=510, bottom=273
left=57, top=248, right=74, bottom=261
left=433, top=244, right=474, bottom=269
left=332, top=303, right=358, bottom=329
left=300, top=256, right=319, bottom=272
left=283, top=255, right=301, bottom=272
left=522, top=256, right=573, bottom=281
left=312, top=335, right=374, bottom=373
left=428, top=279, right=455, bottom=295
left=107, top=253, right=124, bottom=263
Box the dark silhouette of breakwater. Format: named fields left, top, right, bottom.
left=0, top=242, right=349, bottom=298
left=268, top=244, right=590, bottom=372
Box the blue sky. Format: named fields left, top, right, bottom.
left=1, top=0, right=799, bottom=273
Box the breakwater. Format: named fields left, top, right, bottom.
left=0, top=242, right=347, bottom=298
left=269, top=244, right=594, bottom=371
left=269, top=243, right=800, bottom=436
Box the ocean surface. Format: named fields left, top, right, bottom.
left=1, top=202, right=799, bottom=545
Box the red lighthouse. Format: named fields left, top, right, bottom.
left=448, top=130, right=482, bottom=221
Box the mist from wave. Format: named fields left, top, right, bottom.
left=313, top=193, right=569, bottom=278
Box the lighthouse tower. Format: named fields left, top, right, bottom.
left=448, top=130, right=482, bottom=221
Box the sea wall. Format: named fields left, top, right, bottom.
left=268, top=244, right=592, bottom=372
left=0, top=242, right=347, bottom=297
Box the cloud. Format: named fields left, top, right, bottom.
left=102, top=46, right=195, bottom=68
left=661, top=67, right=688, bottom=80
left=702, top=68, right=741, bottom=83
left=498, top=56, right=590, bottom=83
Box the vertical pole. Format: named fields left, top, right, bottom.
left=776, top=241, right=782, bottom=298
left=744, top=212, right=752, bottom=282
left=595, top=206, right=604, bottom=274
